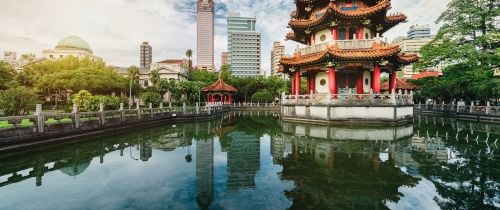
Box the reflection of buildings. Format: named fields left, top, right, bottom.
left=196, top=139, right=214, bottom=209
left=271, top=134, right=285, bottom=164
left=140, top=142, right=153, bottom=162
left=227, top=132, right=260, bottom=190
left=272, top=136, right=418, bottom=209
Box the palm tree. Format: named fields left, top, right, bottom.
left=127, top=66, right=140, bottom=108
left=185, top=49, right=193, bottom=69
left=150, top=69, right=161, bottom=87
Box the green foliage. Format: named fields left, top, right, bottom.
left=0, top=61, right=18, bottom=90
left=20, top=57, right=127, bottom=97
left=251, top=91, right=274, bottom=103
left=71, top=90, right=120, bottom=111
left=85, top=95, right=120, bottom=111
left=141, top=91, right=162, bottom=107
left=72, top=90, right=93, bottom=109
left=0, top=87, right=38, bottom=116
left=149, top=69, right=161, bottom=87
left=413, top=0, right=500, bottom=102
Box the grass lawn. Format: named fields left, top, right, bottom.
left=0, top=118, right=73, bottom=129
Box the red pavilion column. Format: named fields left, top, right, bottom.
left=311, top=72, right=316, bottom=94
left=372, top=63, right=381, bottom=94
left=229, top=95, right=233, bottom=104
left=295, top=70, right=301, bottom=95
left=357, top=26, right=364, bottom=39
left=389, top=68, right=397, bottom=93
left=345, top=27, right=350, bottom=40
left=328, top=67, right=337, bottom=94
left=356, top=70, right=364, bottom=94
left=291, top=73, right=296, bottom=95
left=332, top=28, right=338, bottom=40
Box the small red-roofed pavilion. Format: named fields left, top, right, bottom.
left=202, top=78, right=237, bottom=105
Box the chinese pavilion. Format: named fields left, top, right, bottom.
left=279, top=0, right=418, bottom=95
left=202, top=78, right=237, bottom=104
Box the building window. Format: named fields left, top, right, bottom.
left=144, top=80, right=149, bottom=87
left=49, top=55, right=54, bottom=59
left=320, top=34, right=327, bottom=42
left=60, top=55, right=64, bottom=59
left=320, top=79, right=326, bottom=86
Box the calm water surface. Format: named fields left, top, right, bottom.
left=0, top=112, right=499, bottom=210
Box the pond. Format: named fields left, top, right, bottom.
left=0, top=112, right=499, bottom=210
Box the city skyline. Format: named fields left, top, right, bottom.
left=0, top=0, right=450, bottom=74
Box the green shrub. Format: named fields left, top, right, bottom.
left=141, top=92, right=162, bottom=107
left=72, top=90, right=92, bottom=109
left=71, top=90, right=120, bottom=111
left=0, top=87, right=38, bottom=116
left=251, top=91, right=274, bottom=103
left=84, top=95, right=120, bottom=111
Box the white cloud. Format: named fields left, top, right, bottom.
left=0, top=0, right=450, bottom=75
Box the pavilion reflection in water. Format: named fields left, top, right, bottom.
left=1, top=113, right=499, bottom=209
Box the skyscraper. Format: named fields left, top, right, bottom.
left=271, top=41, right=285, bottom=76
left=393, top=24, right=435, bottom=78
left=197, top=0, right=215, bottom=71
left=140, top=42, right=152, bottom=69
left=221, top=52, right=228, bottom=65
left=227, top=12, right=262, bottom=77
left=407, top=24, right=432, bottom=39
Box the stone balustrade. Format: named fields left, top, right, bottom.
left=0, top=103, right=228, bottom=145
left=282, top=90, right=414, bottom=106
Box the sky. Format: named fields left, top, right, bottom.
left=0, top=0, right=450, bottom=75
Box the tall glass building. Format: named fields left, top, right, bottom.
left=227, top=12, right=262, bottom=77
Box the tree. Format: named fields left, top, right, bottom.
left=141, top=91, right=162, bottom=107
left=0, top=61, right=18, bottom=90
left=415, top=0, right=500, bottom=102
left=72, top=90, right=93, bottom=109
left=186, top=49, right=193, bottom=69
left=127, top=65, right=140, bottom=102
left=149, top=69, right=161, bottom=87
left=251, top=91, right=274, bottom=103
left=0, top=87, right=38, bottom=116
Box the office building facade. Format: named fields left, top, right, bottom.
left=271, top=41, right=285, bottom=76
left=227, top=12, right=261, bottom=77
left=197, top=0, right=215, bottom=71
left=140, top=42, right=152, bottom=68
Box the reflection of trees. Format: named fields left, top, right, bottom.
left=412, top=120, right=500, bottom=209
left=279, top=140, right=418, bottom=210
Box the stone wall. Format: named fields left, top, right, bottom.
left=0, top=103, right=228, bottom=148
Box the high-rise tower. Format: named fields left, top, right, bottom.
left=227, top=12, right=262, bottom=77
left=140, top=42, right=152, bottom=69
left=197, top=0, right=215, bottom=71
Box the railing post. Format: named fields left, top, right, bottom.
left=149, top=103, right=153, bottom=118
left=169, top=102, right=172, bottom=114
left=391, top=89, right=396, bottom=105
left=441, top=102, right=445, bottom=111
left=208, top=104, right=211, bottom=115
left=486, top=102, right=491, bottom=115
left=196, top=102, right=200, bottom=115
left=160, top=103, right=164, bottom=116
left=136, top=102, right=141, bottom=120
left=470, top=102, right=474, bottom=114
left=72, top=104, right=80, bottom=128
left=182, top=102, right=186, bottom=115
left=119, top=103, right=124, bottom=122
left=35, top=104, right=44, bottom=134
left=99, top=103, right=105, bottom=125
left=418, top=101, right=422, bottom=111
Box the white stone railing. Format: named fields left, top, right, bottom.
left=282, top=91, right=414, bottom=106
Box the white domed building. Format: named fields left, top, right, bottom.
left=42, top=36, right=102, bottom=62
